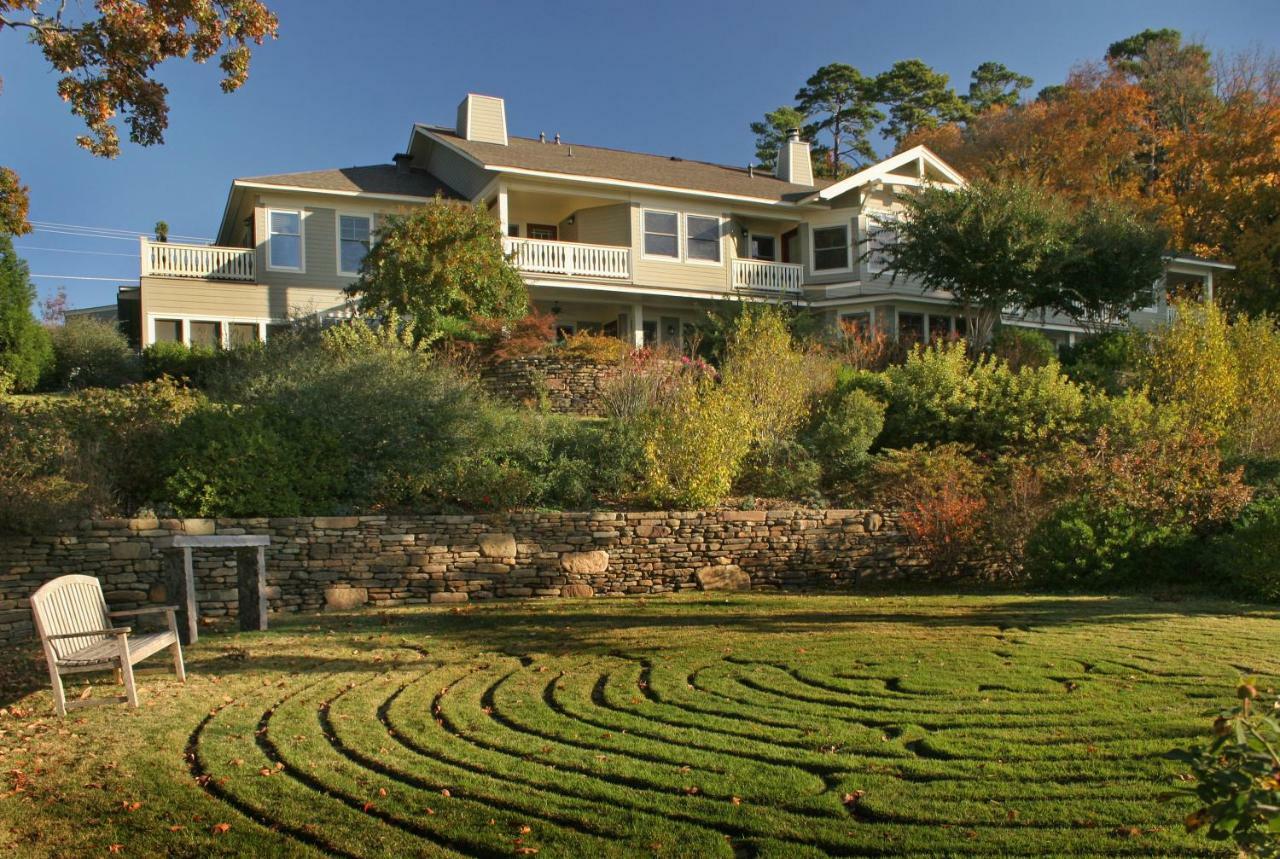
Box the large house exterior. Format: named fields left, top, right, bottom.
left=125, top=92, right=1230, bottom=350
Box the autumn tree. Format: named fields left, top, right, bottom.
left=875, top=59, right=970, bottom=147
left=348, top=200, right=528, bottom=344
left=795, top=63, right=883, bottom=174
left=963, top=61, right=1033, bottom=112
left=0, top=1, right=279, bottom=235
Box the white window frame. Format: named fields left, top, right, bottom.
left=337, top=212, right=373, bottom=276
left=864, top=210, right=898, bottom=276
left=266, top=208, right=305, bottom=273
left=148, top=313, right=282, bottom=348
left=683, top=213, right=724, bottom=267
left=809, top=221, right=853, bottom=275
left=640, top=208, right=681, bottom=262
left=748, top=232, right=777, bottom=261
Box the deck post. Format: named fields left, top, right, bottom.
left=164, top=547, right=198, bottom=645
left=235, top=545, right=269, bottom=632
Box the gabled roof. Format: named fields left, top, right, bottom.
left=418, top=125, right=834, bottom=204
left=813, top=145, right=966, bottom=201
left=236, top=164, right=463, bottom=199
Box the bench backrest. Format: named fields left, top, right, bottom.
left=30, top=575, right=110, bottom=660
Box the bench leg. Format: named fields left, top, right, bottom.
left=171, top=639, right=186, bottom=683
left=48, top=665, right=67, bottom=718
left=118, top=640, right=139, bottom=708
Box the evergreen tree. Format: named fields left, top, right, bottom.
left=0, top=236, right=52, bottom=391
left=964, top=62, right=1034, bottom=113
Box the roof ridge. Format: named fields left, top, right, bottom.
left=419, top=123, right=806, bottom=186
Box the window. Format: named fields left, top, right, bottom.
left=929, top=314, right=953, bottom=342
left=685, top=215, right=721, bottom=263
left=866, top=213, right=898, bottom=274
left=527, top=223, right=558, bottom=241
left=229, top=323, right=260, bottom=347
left=507, top=224, right=520, bottom=238
left=812, top=225, right=850, bottom=271
left=750, top=234, right=776, bottom=261
left=840, top=312, right=871, bottom=337
left=898, top=312, right=925, bottom=344
left=643, top=210, right=679, bottom=258
left=268, top=210, right=303, bottom=271
left=189, top=321, right=222, bottom=348
left=154, top=319, right=183, bottom=343
left=338, top=214, right=371, bottom=274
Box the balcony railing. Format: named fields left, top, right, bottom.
left=504, top=237, right=630, bottom=280
left=732, top=259, right=803, bottom=294
left=141, top=237, right=256, bottom=282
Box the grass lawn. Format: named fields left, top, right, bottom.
left=1, top=592, right=1277, bottom=857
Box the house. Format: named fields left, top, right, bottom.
left=129, top=92, right=1229, bottom=349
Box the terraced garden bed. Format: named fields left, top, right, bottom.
left=2, top=593, right=1277, bottom=857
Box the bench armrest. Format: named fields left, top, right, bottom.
left=46, top=628, right=131, bottom=640
left=108, top=606, right=179, bottom=617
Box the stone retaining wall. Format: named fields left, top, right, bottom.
left=0, top=510, right=916, bottom=644
left=480, top=355, right=622, bottom=414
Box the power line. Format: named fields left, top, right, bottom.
left=30, top=274, right=134, bottom=282
left=31, top=228, right=144, bottom=242
left=14, top=246, right=138, bottom=258
left=29, top=219, right=211, bottom=242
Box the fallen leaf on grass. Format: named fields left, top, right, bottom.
left=108, top=845, right=123, bottom=853
left=211, top=823, right=231, bottom=834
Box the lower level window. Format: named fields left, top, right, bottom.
left=929, top=315, right=953, bottom=341
left=840, top=312, right=871, bottom=337
left=898, top=312, right=925, bottom=343
left=229, top=323, right=260, bottom=346
left=154, top=319, right=183, bottom=343
left=189, top=321, right=222, bottom=348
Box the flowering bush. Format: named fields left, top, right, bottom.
left=556, top=331, right=630, bottom=364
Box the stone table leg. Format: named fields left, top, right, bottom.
left=236, top=545, right=268, bottom=632
left=165, top=547, right=198, bottom=644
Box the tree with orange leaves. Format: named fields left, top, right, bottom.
left=0, top=1, right=279, bottom=236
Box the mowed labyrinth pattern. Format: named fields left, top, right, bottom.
left=9, top=594, right=1280, bottom=857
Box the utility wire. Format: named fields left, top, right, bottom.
left=14, top=245, right=138, bottom=258
left=29, top=219, right=211, bottom=242
left=30, top=274, right=134, bottom=282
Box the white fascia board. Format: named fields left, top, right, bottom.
left=816, top=145, right=967, bottom=201
left=232, top=180, right=441, bottom=206
left=524, top=279, right=753, bottom=302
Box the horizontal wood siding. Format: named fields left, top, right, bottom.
left=141, top=277, right=346, bottom=325
left=573, top=203, right=629, bottom=246
left=629, top=196, right=729, bottom=293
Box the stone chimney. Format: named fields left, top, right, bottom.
left=775, top=128, right=813, bottom=186
left=456, top=93, right=508, bottom=145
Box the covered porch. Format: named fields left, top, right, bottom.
left=494, top=185, right=633, bottom=281
left=527, top=284, right=712, bottom=351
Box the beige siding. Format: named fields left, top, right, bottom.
left=572, top=204, right=629, bottom=246
left=457, top=94, right=508, bottom=145
left=424, top=142, right=491, bottom=199
left=139, top=276, right=346, bottom=345
left=629, top=195, right=730, bottom=293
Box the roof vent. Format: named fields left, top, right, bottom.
left=567, top=145, right=574, bottom=157
left=539, top=131, right=546, bottom=143
left=392, top=152, right=412, bottom=175
left=455, top=93, right=508, bottom=145
left=554, top=133, right=561, bottom=145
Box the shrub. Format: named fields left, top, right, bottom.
left=720, top=305, right=823, bottom=449
left=829, top=322, right=906, bottom=371
left=990, top=326, right=1055, bottom=370
left=47, top=318, right=138, bottom=389
left=640, top=378, right=753, bottom=508
left=735, top=438, right=824, bottom=501
left=1169, top=681, right=1280, bottom=857
left=1060, top=329, right=1143, bottom=394
left=1026, top=428, right=1253, bottom=587
left=599, top=348, right=708, bottom=421
left=872, top=341, right=1087, bottom=453
left=141, top=340, right=226, bottom=386
left=1201, top=498, right=1280, bottom=602
left=805, top=380, right=886, bottom=490
left=868, top=444, right=990, bottom=576
left=471, top=310, right=557, bottom=362
left=0, top=399, right=102, bottom=533
left=556, top=331, right=629, bottom=364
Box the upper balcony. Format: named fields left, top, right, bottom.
left=504, top=237, right=631, bottom=280
left=731, top=258, right=803, bottom=295
left=141, top=237, right=255, bottom=282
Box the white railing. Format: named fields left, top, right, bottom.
left=733, top=259, right=803, bottom=294
left=141, top=237, right=256, bottom=282
left=504, top=237, right=630, bottom=280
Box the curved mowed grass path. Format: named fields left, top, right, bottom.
left=4, top=594, right=1279, bottom=857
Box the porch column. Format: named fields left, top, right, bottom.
left=1205, top=271, right=1214, bottom=304
left=630, top=303, right=645, bottom=348
left=496, top=183, right=509, bottom=236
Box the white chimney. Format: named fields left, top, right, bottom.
left=775, top=128, right=813, bottom=186
left=456, top=93, right=508, bottom=145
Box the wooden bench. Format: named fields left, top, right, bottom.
left=30, top=575, right=186, bottom=716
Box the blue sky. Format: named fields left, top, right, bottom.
left=2, top=0, right=1277, bottom=309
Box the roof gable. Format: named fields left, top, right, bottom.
left=815, top=146, right=966, bottom=202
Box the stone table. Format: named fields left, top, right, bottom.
left=164, top=535, right=270, bottom=644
